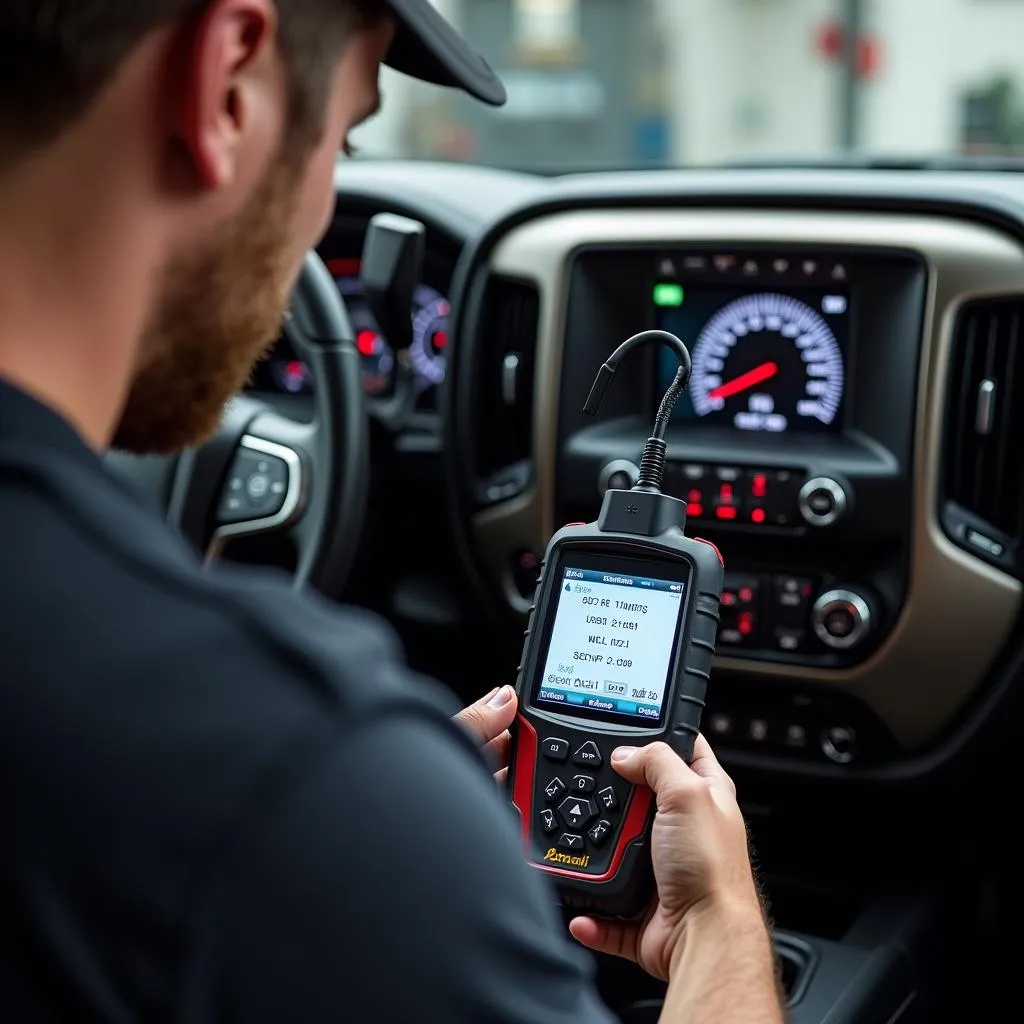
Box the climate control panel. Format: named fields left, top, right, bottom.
left=654, top=461, right=849, bottom=530
left=716, top=570, right=876, bottom=662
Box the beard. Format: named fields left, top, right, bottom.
left=112, top=153, right=304, bottom=454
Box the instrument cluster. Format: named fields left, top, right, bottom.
left=250, top=255, right=451, bottom=407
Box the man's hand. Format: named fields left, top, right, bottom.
left=453, top=686, right=518, bottom=783
left=569, top=735, right=766, bottom=982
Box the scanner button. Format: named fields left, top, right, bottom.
left=558, top=795, right=596, bottom=830
left=543, top=777, right=567, bottom=803
left=571, top=775, right=596, bottom=794
left=596, top=786, right=618, bottom=812
left=557, top=833, right=586, bottom=853
left=572, top=741, right=603, bottom=767
left=539, top=808, right=559, bottom=835
left=588, top=819, right=613, bottom=847
left=542, top=737, right=570, bottom=762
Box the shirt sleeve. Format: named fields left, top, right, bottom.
left=180, top=712, right=619, bottom=1024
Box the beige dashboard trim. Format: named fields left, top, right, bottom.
left=474, top=209, right=1024, bottom=751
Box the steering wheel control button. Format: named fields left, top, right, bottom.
left=798, top=476, right=847, bottom=527
left=541, top=737, right=570, bottom=762
left=205, top=437, right=304, bottom=565
left=596, top=786, right=618, bottom=813
left=812, top=589, right=871, bottom=650
left=821, top=725, right=858, bottom=764
left=543, top=777, right=567, bottom=803
left=570, top=774, right=596, bottom=794
left=572, top=741, right=602, bottom=768
left=588, top=820, right=613, bottom=847
left=558, top=796, right=596, bottom=830
left=218, top=448, right=291, bottom=525
left=557, top=833, right=585, bottom=853
left=539, top=808, right=559, bottom=835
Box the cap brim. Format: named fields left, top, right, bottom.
left=384, top=0, right=506, bottom=106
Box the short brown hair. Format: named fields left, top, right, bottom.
left=0, top=0, right=387, bottom=168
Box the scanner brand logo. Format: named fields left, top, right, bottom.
left=543, top=847, right=591, bottom=869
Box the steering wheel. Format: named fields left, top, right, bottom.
left=150, top=250, right=370, bottom=597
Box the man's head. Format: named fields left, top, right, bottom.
left=0, top=0, right=395, bottom=453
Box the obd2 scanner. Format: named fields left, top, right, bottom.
left=507, top=331, right=725, bottom=919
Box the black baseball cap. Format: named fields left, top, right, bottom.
left=382, top=0, right=507, bottom=106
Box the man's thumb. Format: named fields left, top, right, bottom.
left=610, top=741, right=691, bottom=792
left=454, top=685, right=517, bottom=744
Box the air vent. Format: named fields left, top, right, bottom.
left=473, top=275, right=540, bottom=503
left=941, top=298, right=1024, bottom=568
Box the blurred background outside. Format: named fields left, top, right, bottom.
left=349, top=0, right=1024, bottom=171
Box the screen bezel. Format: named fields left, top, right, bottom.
left=528, top=550, right=691, bottom=730
left=651, top=276, right=853, bottom=436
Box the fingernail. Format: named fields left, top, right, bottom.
left=612, top=746, right=638, bottom=764
left=488, top=685, right=514, bottom=708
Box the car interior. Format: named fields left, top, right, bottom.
left=108, top=155, right=1024, bottom=1022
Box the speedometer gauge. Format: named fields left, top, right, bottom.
left=410, top=284, right=450, bottom=387
left=688, top=293, right=845, bottom=432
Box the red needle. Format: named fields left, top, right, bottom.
left=707, top=361, right=778, bottom=401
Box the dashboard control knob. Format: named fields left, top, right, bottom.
left=821, top=725, right=858, bottom=764
left=599, top=459, right=640, bottom=496
left=798, top=476, right=847, bottom=527
left=811, top=589, right=871, bottom=650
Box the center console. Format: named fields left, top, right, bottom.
left=606, top=886, right=958, bottom=1024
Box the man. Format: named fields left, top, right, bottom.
left=0, top=2, right=783, bottom=1021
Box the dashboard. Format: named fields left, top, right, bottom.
left=278, top=158, right=1024, bottom=786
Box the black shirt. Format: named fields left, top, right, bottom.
left=0, top=380, right=615, bottom=1023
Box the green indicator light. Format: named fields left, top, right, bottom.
left=653, top=282, right=684, bottom=307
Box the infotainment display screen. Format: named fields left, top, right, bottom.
left=532, top=554, right=688, bottom=727
left=653, top=266, right=850, bottom=433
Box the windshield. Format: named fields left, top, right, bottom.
left=349, top=0, right=1024, bottom=172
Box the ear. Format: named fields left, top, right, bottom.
left=171, top=0, right=280, bottom=190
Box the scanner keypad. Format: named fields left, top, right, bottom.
left=533, top=734, right=633, bottom=872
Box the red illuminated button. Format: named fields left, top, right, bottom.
left=356, top=329, right=379, bottom=356
left=744, top=468, right=801, bottom=526
left=711, top=470, right=742, bottom=521
left=677, top=463, right=707, bottom=503
left=718, top=576, right=759, bottom=645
